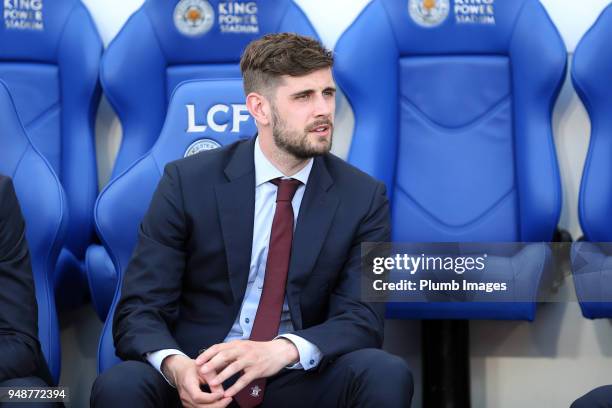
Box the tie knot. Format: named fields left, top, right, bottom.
left=270, top=178, right=301, bottom=202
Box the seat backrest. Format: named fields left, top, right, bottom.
left=0, top=80, right=67, bottom=383
left=335, top=0, right=566, bottom=243
left=102, top=0, right=318, bottom=178
left=572, top=4, right=612, bottom=242
left=0, top=0, right=102, bottom=295
left=95, top=78, right=256, bottom=372
left=569, top=5, right=612, bottom=319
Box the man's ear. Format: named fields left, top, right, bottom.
left=246, top=92, right=271, bottom=127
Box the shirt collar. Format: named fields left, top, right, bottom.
left=254, top=137, right=313, bottom=187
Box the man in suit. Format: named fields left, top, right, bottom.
left=0, top=175, right=56, bottom=405
left=92, top=33, right=413, bottom=408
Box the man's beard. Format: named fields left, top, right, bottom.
left=271, top=103, right=333, bottom=160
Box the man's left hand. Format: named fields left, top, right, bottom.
left=195, top=339, right=299, bottom=398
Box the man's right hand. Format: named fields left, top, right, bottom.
left=162, top=354, right=233, bottom=408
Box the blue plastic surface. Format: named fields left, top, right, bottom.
left=334, top=0, right=566, bottom=319
left=0, top=80, right=67, bottom=383
left=0, top=0, right=102, bottom=306
left=571, top=4, right=612, bottom=318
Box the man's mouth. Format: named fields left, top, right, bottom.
left=308, top=123, right=332, bottom=136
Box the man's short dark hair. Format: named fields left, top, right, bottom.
left=240, top=33, right=334, bottom=96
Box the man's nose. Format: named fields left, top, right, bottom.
left=313, top=94, right=333, bottom=117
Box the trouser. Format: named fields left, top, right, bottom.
left=91, top=348, right=413, bottom=407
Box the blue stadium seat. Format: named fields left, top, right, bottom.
left=0, top=80, right=67, bottom=384
left=92, top=79, right=256, bottom=372
left=0, top=0, right=102, bottom=305
left=571, top=4, right=612, bottom=318
left=334, top=0, right=566, bottom=320
left=101, top=0, right=318, bottom=179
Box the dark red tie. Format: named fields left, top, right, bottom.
left=234, top=178, right=301, bottom=408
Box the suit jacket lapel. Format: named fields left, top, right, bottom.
left=287, top=156, right=340, bottom=330
left=215, top=139, right=256, bottom=304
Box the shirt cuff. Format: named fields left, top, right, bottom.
left=276, top=334, right=322, bottom=371
left=146, top=348, right=187, bottom=387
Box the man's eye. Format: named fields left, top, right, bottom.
left=296, top=94, right=309, bottom=100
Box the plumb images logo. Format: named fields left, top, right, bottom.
left=368, top=252, right=510, bottom=295
left=361, top=243, right=557, bottom=300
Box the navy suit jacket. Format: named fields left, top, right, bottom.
left=0, top=176, right=51, bottom=384
left=113, top=138, right=390, bottom=371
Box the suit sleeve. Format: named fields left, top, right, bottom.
left=292, top=181, right=389, bottom=369
left=0, top=177, right=43, bottom=382
left=113, top=163, right=188, bottom=361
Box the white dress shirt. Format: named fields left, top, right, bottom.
left=147, top=137, right=323, bottom=384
